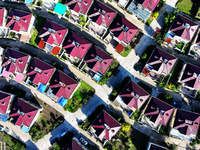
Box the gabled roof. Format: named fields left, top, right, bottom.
left=63, top=32, right=92, bottom=59
left=0, top=91, right=12, bottom=114
left=0, top=8, right=5, bottom=27
left=39, top=20, right=68, bottom=46
left=6, top=9, right=32, bottom=32
left=147, top=47, right=177, bottom=75
left=148, top=142, right=169, bottom=150
left=88, top=1, right=117, bottom=28
left=65, top=0, right=93, bottom=15
left=1, top=48, right=29, bottom=74
left=173, top=109, right=200, bottom=136
left=170, top=15, right=199, bottom=41
left=64, top=139, right=84, bottom=150
left=26, top=58, right=55, bottom=85
left=84, top=46, right=113, bottom=74
left=110, top=16, right=138, bottom=44
left=9, top=99, right=38, bottom=127
left=180, top=63, right=200, bottom=90
left=144, top=97, right=174, bottom=126
left=141, top=0, right=160, bottom=11
left=49, top=70, right=78, bottom=99
left=91, top=110, right=121, bottom=141
left=119, top=80, right=150, bottom=110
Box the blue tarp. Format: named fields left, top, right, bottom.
left=22, top=126, right=29, bottom=133
left=166, top=32, right=174, bottom=38
left=37, top=83, right=47, bottom=93
left=58, top=97, right=68, bottom=106
left=93, top=72, right=102, bottom=82
left=0, top=114, right=8, bottom=122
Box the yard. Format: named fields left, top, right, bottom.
left=29, top=98, right=64, bottom=142
left=99, top=60, right=120, bottom=85
left=29, top=15, right=46, bottom=47
left=64, top=81, right=95, bottom=113
left=104, top=127, right=149, bottom=150
left=176, top=0, right=200, bottom=17
left=0, top=131, right=26, bottom=150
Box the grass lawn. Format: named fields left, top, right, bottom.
left=29, top=15, right=46, bottom=47
left=109, top=76, right=131, bottom=101
left=64, top=81, right=95, bottom=112
left=121, top=45, right=132, bottom=57
left=99, top=60, right=119, bottom=85
left=176, top=0, right=200, bottom=17
left=29, top=98, right=64, bottom=142
left=0, top=131, right=26, bottom=150
left=104, top=127, right=149, bottom=150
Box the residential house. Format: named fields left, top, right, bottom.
left=179, top=63, right=200, bottom=97
left=116, top=80, right=150, bottom=112
left=166, top=14, right=199, bottom=51
left=84, top=46, right=113, bottom=81
left=87, top=1, right=117, bottom=37
left=9, top=98, right=41, bottom=133
left=0, top=91, right=14, bottom=122
left=1, top=48, right=31, bottom=82
left=141, top=97, right=174, bottom=130
left=46, top=70, right=79, bottom=106
left=105, top=16, right=139, bottom=53
left=62, top=32, right=92, bottom=62
left=87, top=110, right=121, bottom=145
left=127, top=0, right=160, bottom=22
left=146, top=142, right=169, bottom=150
left=118, top=0, right=130, bottom=9
left=142, top=47, right=177, bottom=82
left=63, top=138, right=86, bottom=150
left=25, top=58, right=56, bottom=93
left=0, top=7, right=8, bottom=38
left=170, top=109, right=200, bottom=142
left=188, top=29, right=200, bottom=58
left=65, top=0, right=93, bottom=22
left=6, top=9, right=35, bottom=42
left=38, top=20, right=68, bottom=55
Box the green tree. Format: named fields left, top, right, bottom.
left=152, top=12, right=159, bottom=19
left=122, top=123, right=131, bottom=132
left=164, top=93, right=172, bottom=100
left=141, top=53, right=147, bottom=59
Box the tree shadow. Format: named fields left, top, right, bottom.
left=190, top=0, right=200, bottom=17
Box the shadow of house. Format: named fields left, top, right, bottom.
left=190, top=0, right=200, bottom=17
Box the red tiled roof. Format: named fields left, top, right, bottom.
left=51, top=46, right=61, bottom=55
left=110, top=16, right=139, bottom=44
left=88, top=1, right=116, bottom=28
left=49, top=71, right=78, bottom=99
left=6, top=9, right=32, bottom=32
left=39, top=20, right=68, bottom=46
left=91, top=110, right=121, bottom=141
left=38, top=39, right=45, bottom=49
left=64, top=139, right=84, bottom=150
left=63, top=32, right=92, bottom=59
left=65, top=0, right=93, bottom=15
left=84, top=46, right=113, bottom=74
left=119, top=80, right=150, bottom=110
left=173, top=109, right=200, bottom=136
left=1, top=48, right=29, bottom=74
left=170, top=15, right=199, bottom=41
left=9, top=99, right=38, bottom=127
left=0, top=91, right=12, bottom=114
left=142, top=0, right=160, bottom=11
left=0, top=8, right=5, bottom=27
left=180, top=63, right=200, bottom=90
left=26, top=58, right=55, bottom=85
left=144, top=97, right=174, bottom=126
left=115, top=43, right=125, bottom=53
left=142, top=67, right=149, bottom=76
left=146, top=47, right=177, bottom=75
